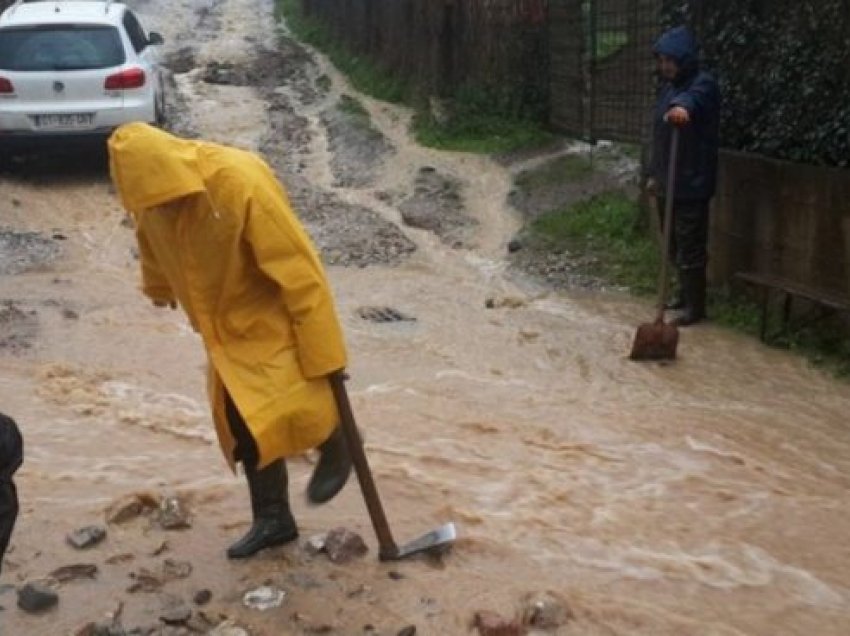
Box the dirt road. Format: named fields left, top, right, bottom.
left=2, top=0, right=850, bottom=634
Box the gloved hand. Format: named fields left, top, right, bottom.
left=665, top=106, right=690, bottom=126
left=152, top=299, right=177, bottom=310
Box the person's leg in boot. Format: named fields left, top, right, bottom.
left=225, top=393, right=298, bottom=559
left=307, top=423, right=352, bottom=505
left=672, top=199, right=709, bottom=327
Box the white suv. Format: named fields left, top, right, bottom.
left=0, top=0, right=165, bottom=152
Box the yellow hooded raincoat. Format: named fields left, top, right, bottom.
left=108, top=123, right=347, bottom=470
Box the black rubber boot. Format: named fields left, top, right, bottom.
left=307, top=425, right=352, bottom=505
left=673, top=267, right=706, bottom=327
left=227, top=459, right=298, bottom=559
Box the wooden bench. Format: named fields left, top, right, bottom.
left=734, top=272, right=850, bottom=342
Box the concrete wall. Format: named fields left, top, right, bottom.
left=710, top=150, right=850, bottom=298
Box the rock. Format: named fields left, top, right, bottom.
left=291, top=612, right=335, bottom=633
left=507, top=239, right=523, bottom=253
left=162, top=559, right=193, bottom=580
left=49, top=563, right=98, bottom=583
left=158, top=495, right=191, bottom=530
left=67, top=525, right=107, bottom=550
left=105, top=553, right=135, bottom=565
left=73, top=621, right=126, bottom=636
left=243, top=586, right=286, bottom=611
left=17, top=582, right=59, bottom=613
left=388, top=570, right=405, bottom=581
left=208, top=620, right=250, bottom=636
left=151, top=540, right=169, bottom=556
left=193, top=589, right=212, bottom=606
left=472, top=610, right=522, bottom=636
left=127, top=568, right=163, bottom=593
left=324, top=527, right=368, bottom=564
left=62, top=308, right=80, bottom=320
left=159, top=600, right=192, bottom=626
left=303, top=533, right=327, bottom=556
left=397, top=626, right=417, bottom=636
left=484, top=296, right=527, bottom=310
left=520, top=591, right=574, bottom=629
left=106, top=493, right=157, bottom=524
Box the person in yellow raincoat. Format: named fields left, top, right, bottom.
left=108, top=123, right=352, bottom=559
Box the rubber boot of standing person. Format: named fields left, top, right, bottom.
left=646, top=26, right=721, bottom=327
left=108, top=124, right=353, bottom=559
left=0, top=413, right=23, bottom=575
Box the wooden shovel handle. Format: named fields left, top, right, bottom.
left=329, top=371, right=399, bottom=558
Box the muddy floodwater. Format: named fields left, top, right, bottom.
left=2, top=0, right=850, bottom=634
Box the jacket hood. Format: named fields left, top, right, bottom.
left=108, top=123, right=205, bottom=213
left=653, top=26, right=699, bottom=77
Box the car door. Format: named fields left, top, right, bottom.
left=122, top=11, right=161, bottom=104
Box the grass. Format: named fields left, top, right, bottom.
left=278, top=0, right=552, bottom=156
left=278, top=0, right=409, bottom=103
left=515, top=155, right=594, bottom=191
left=530, top=191, right=850, bottom=377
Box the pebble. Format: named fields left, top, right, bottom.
left=49, top=563, right=98, bottom=583
left=397, top=627, right=417, bottom=636
left=67, top=525, right=107, bottom=550
left=324, top=527, right=368, bottom=564
left=472, top=610, right=522, bottom=636
left=158, top=495, right=191, bottom=530
left=162, top=559, right=193, bottom=580
left=303, top=532, right=327, bottom=556
left=193, top=589, right=212, bottom=606
left=159, top=600, right=192, bottom=626
left=17, top=582, right=59, bottom=613
left=208, top=620, right=250, bottom=636
left=521, top=591, right=574, bottom=628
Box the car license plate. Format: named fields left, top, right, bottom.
left=33, top=113, right=94, bottom=129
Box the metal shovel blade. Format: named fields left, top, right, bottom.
left=379, top=522, right=457, bottom=562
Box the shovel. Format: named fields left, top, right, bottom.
left=629, top=126, right=681, bottom=361
left=329, top=372, right=457, bottom=561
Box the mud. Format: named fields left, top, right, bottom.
left=399, top=166, right=476, bottom=249
left=0, top=300, right=38, bottom=355
left=321, top=97, right=395, bottom=188
left=2, top=0, right=850, bottom=634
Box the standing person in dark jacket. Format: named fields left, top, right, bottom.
left=648, top=26, right=721, bottom=326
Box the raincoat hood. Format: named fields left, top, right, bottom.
left=108, top=123, right=205, bottom=214
left=653, top=26, right=700, bottom=79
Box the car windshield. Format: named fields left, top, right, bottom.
left=0, top=24, right=125, bottom=71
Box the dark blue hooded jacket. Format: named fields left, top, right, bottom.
left=651, top=27, right=721, bottom=200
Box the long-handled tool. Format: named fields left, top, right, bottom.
left=629, top=127, right=681, bottom=361
left=329, top=372, right=457, bottom=561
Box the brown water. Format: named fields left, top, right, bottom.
left=1, top=0, right=849, bottom=634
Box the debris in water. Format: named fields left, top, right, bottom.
left=127, top=568, right=163, bottom=594
left=151, top=540, right=169, bottom=556
left=105, top=553, right=135, bottom=565
left=303, top=532, right=327, bottom=556
left=388, top=570, right=405, bottom=581
left=291, top=611, right=335, bottom=633
left=193, top=589, right=212, bottom=606
left=17, top=582, right=59, bottom=613
left=472, top=610, right=522, bottom=636
left=520, top=591, right=574, bottom=629
left=507, top=239, right=523, bottom=253
left=324, top=527, right=369, bottom=564
left=158, top=495, right=192, bottom=530
left=159, top=598, right=192, bottom=626
left=397, top=627, right=417, bottom=636
left=356, top=306, right=416, bottom=324
left=242, top=585, right=287, bottom=611
left=48, top=563, right=98, bottom=583
left=208, top=620, right=250, bottom=636
left=105, top=492, right=157, bottom=525
left=66, top=525, right=107, bottom=550
left=484, top=296, right=527, bottom=310
left=162, top=558, right=193, bottom=580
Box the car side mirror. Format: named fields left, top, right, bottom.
left=148, top=32, right=164, bottom=46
